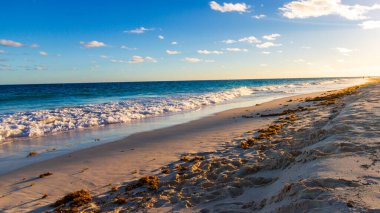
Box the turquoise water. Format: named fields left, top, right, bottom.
left=0, top=78, right=352, bottom=113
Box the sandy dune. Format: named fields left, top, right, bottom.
left=0, top=80, right=379, bottom=212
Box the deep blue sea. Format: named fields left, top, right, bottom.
left=0, top=78, right=358, bottom=114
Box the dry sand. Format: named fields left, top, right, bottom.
left=0, top=80, right=379, bottom=212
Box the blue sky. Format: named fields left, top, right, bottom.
left=0, top=0, right=379, bottom=84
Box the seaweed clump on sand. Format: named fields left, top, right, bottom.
left=139, top=176, right=160, bottom=191
left=53, top=189, right=93, bottom=211
left=181, top=155, right=206, bottom=162
left=305, top=85, right=362, bottom=103
left=39, top=172, right=53, bottom=178
left=260, top=106, right=314, bottom=117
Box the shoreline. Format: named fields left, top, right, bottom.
left=0, top=78, right=369, bottom=175
left=0, top=77, right=368, bottom=143
left=0, top=79, right=379, bottom=212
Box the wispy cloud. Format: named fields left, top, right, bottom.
left=171, top=41, right=178, bottom=45
left=130, top=56, right=157, bottom=63
left=209, top=1, right=249, bottom=13
left=80, top=41, right=106, bottom=48
left=0, top=50, right=5, bottom=54
left=158, top=35, right=165, bottom=40
left=262, top=51, right=271, bottom=55
left=125, top=27, right=154, bottom=34
left=222, top=39, right=237, bottom=44
left=197, top=50, right=223, bottom=55
left=359, top=20, right=380, bottom=29
left=335, top=47, right=352, bottom=56
left=252, top=14, right=266, bottom=19
left=238, top=36, right=261, bottom=44
left=294, top=58, right=305, bottom=63
left=225, top=48, right=248, bottom=52
left=256, top=42, right=282, bottom=49
left=0, top=39, right=23, bottom=47
left=183, top=57, right=214, bottom=63
left=30, top=44, right=39, bottom=48
left=121, top=45, right=137, bottom=50
left=111, top=56, right=157, bottom=64
left=280, top=0, right=380, bottom=20
left=263, top=33, right=281, bottom=41
left=166, top=50, right=181, bottom=55
left=183, top=57, right=202, bottom=63
left=0, top=64, right=11, bottom=71
left=39, top=51, right=48, bottom=56
left=223, top=36, right=261, bottom=44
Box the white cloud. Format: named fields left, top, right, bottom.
left=144, top=57, right=157, bottom=63
left=171, top=41, right=178, bottom=45
left=121, top=45, right=137, bottom=50
left=111, top=56, right=157, bottom=64
left=253, top=14, right=266, bottom=19
left=225, top=48, right=248, bottom=52
left=100, top=55, right=109, bottom=59
left=166, top=50, right=181, bottom=55
left=183, top=57, right=202, bottom=63
left=260, top=64, right=268, bottom=67
left=263, top=33, right=281, bottom=41
left=262, top=51, right=271, bottom=55
left=301, top=46, right=311, bottom=49
left=335, top=47, right=352, bottom=55
left=39, top=51, right=48, bottom=56
left=222, top=39, right=237, bottom=44
left=125, top=27, right=153, bottom=34
left=256, top=42, right=282, bottom=49
left=280, top=0, right=380, bottom=20
left=238, top=36, right=261, bottom=44
left=223, top=36, right=261, bottom=44
left=209, top=1, right=249, bottom=13
left=158, top=35, right=165, bottom=40
left=359, top=20, right=380, bottom=29
left=129, top=55, right=157, bottom=63
left=80, top=41, right=106, bottom=48
left=0, top=39, right=23, bottom=47
left=337, top=59, right=345, bottom=63
left=197, top=50, right=223, bottom=55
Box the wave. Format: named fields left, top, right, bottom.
left=0, top=78, right=368, bottom=141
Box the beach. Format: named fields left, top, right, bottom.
left=0, top=79, right=379, bottom=212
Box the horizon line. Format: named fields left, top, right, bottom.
left=0, top=76, right=374, bottom=86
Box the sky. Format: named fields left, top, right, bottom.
left=0, top=0, right=379, bottom=84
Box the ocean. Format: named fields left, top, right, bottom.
left=0, top=77, right=367, bottom=142
left=0, top=77, right=369, bottom=174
